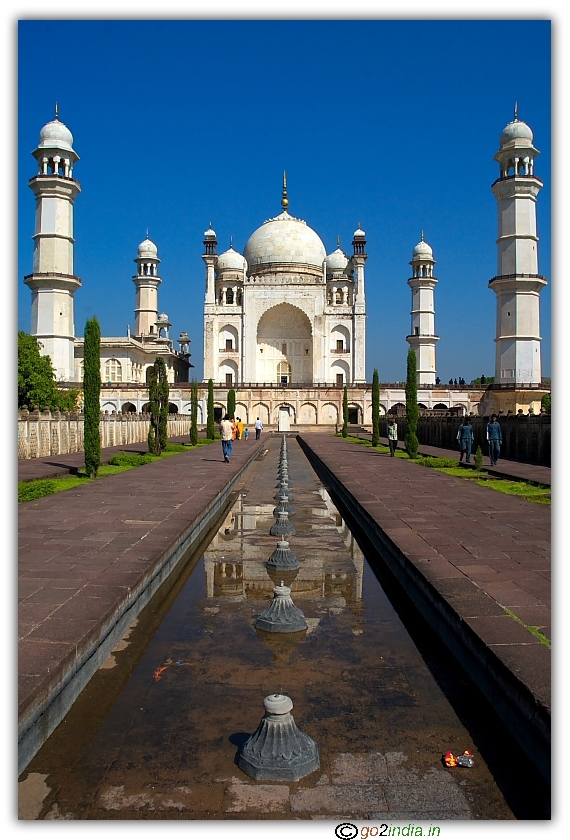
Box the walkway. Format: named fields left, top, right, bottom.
left=354, top=431, right=550, bottom=485
left=298, top=433, right=550, bottom=781
left=18, top=434, right=192, bottom=483
left=18, top=433, right=267, bottom=772
left=19, top=429, right=550, bottom=782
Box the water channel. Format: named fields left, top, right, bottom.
left=18, top=436, right=549, bottom=820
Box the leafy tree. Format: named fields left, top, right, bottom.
left=371, top=368, right=380, bottom=447
left=206, top=378, right=215, bottom=439
left=83, top=318, right=101, bottom=477
left=147, top=357, right=169, bottom=454
left=342, top=386, right=348, bottom=438
left=472, top=376, right=495, bottom=386
left=18, top=331, right=78, bottom=411
left=157, top=358, right=169, bottom=452
left=227, top=388, right=236, bottom=420
left=190, top=379, right=199, bottom=445
left=541, top=393, right=551, bottom=414
left=147, top=364, right=159, bottom=454
left=405, top=348, right=419, bottom=458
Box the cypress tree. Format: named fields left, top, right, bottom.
left=342, top=386, right=348, bottom=438
left=83, top=317, right=101, bottom=477
left=405, top=348, right=419, bottom=458
left=371, top=368, right=380, bottom=447
left=147, top=363, right=160, bottom=454
left=206, top=378, right=215, bottom=439
left=227, top=388, right=236, bottom=420
left=157, top=357, right=169, bottom=452
left=190, top=379, right=199, bottom=446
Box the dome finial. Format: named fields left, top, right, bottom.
left=146, top=227, right=149, bottom=239
left=421, top=230, right=424, bottom=242
left=337, top=235, right=341, bottom=248
left=514, top=101, right=519, bottom=122
left=55, top=101, right=59, bottom=121
left=281, top=170, right=289, bottom=211
left=230, top=235, right=233, bottom=248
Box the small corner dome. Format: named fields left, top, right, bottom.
left=326, top=248, right=349, bottom=272
left=157, top=312, right=170, bottom=323
left=138, top=238, right=158, bottom=259
left=412, top=239, right=433, bottom=259
left=217, top=246, right=247, bottom=272
left=38, top=118, right=74, bottom=152
left=353, top=226, right=366, bottom=238
left=500, top=119, right=533, bottom=146
left=204, top=226, right=216, bottom=238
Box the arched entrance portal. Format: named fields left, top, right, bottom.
left=256, top=303, right=313, bottom=384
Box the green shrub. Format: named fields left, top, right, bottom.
left=108, top=453, right=154, bottom=467
left=19, top=479, right=57, bottom=502
left=475, top=446, right=483, bottom=470
left=414, top=456, right=457, bottom=469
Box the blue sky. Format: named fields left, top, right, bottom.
left=17, top=19, right=551, bottom=383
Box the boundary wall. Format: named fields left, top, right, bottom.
left=381, top=414, right=551, bottom=466
left=18, top=408, right=191, bottom=460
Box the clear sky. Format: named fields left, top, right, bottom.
left=17, top=18, right=551, bottom=384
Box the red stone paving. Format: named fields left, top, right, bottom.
left=18, top=434, right=267, bottom=731
left=367, top=433, right=551, bottom=486
left=18, top=434, right=193, bottom=482
left=298, top=433, right=551, bottom=715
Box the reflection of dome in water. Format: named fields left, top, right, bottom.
left=244, top=211, right=326, bottom=269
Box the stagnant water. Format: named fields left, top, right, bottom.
left=19, top=437, right=549, bottom=820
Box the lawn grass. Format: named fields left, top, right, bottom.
left=18, top=438, right=217, bottom=503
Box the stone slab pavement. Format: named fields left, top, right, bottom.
left=354, top=431, right=551, bottom=486
left=299, top=434, right=551, bottom=717
left=18, top=434, right=193, bottom=483
left=18, top=433, right=268, bottom=758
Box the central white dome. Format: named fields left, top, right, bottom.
left=244, top=211, right=326, bottom=270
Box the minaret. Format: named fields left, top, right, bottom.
left=490, top=107, right=547, bottom=384
left=406, top=233, right=439, bottom=385
left=202, top=224, right=218, bottom=380
left=351, top=224, right=367, bottom=384
left=24, top=107, right=81, bottom=381
left=132, top=235, right=161, bottom=337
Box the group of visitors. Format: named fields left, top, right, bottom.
left=219, top=415, right=264, bottom=463
left=457, top=414, right=502, bottom=465
left=386, top=415, right=503, bottom=466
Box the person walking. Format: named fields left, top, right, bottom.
left=486, top=413, right=503, bottom=466
left=387, top=418, right=398, bottom=457
left=244, top=427, right=249, bottom=441
left=255, top=417, right=263, bottom=440
left=457, top=417, right=475, bottom=463
left=237, top=417, right=245, bottom=440
left=231, top=418, right=237, bottom=441
left=220, top=414, right=233, bottom=463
